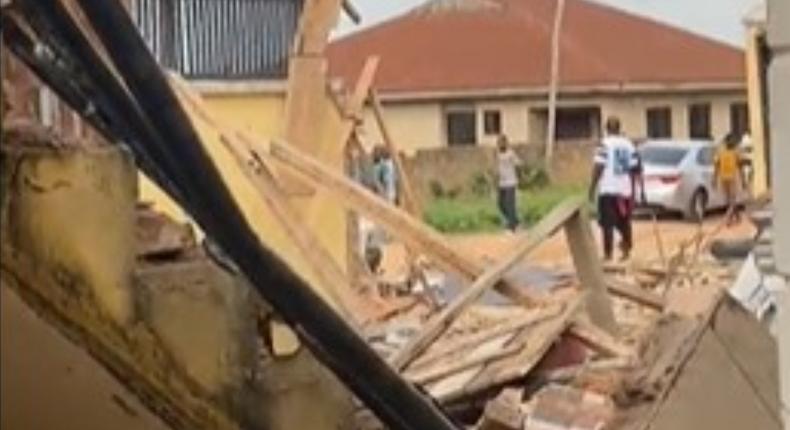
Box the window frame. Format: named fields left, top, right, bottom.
left=444, top=106, right=477, bottom=146
left=483, top=109, right=502, bottom=136
left=688, top=103, right=712, bottom=139
left=646, top=106, right=672, bottom=139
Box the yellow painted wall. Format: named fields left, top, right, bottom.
left=359, top=101, right=442, bottom=154
left=138, top=87, right=349, bottom=311
left=745, top=26, right=769, bottom=195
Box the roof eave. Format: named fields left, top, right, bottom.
left=375, top=81, right=747, bottom=102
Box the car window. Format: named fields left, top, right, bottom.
left=696, top=147, right=715, bottom=166
left=639, top=147, right=689, bottom=166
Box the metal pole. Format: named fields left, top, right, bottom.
left=544, top=0, right=566, bottom=168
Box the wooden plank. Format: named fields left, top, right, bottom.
left=169, top=75, right=359, bottom=324
left=569, top=319, right=636, bottom=358
left=338, top=56, right=379, bottom=149
left=607, top=279, right=666, bottom=310
left=269, top=141, right=540, bottom=306
left=408, top=340, right=524, bottom=386
left=564, top=210, right=617, bottom=333
left=389, top=197, right=584, bottom=370
left=348, top=57, right=379, bottom=119
left=410, top=305, right=564, bottom=371
left=436, top=294, right=585, bottom=403
left=293, top=0, right=343, bottom=55
left=369, top=89, right=421, bottom=216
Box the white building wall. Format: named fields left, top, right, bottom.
left=363, top=89, right=746, bottom=154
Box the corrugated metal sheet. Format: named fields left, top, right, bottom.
left=132, top=0, right=301, bottom=79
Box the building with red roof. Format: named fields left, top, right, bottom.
left=328, top=0, right=747, bottom=151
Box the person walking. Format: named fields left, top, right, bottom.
left=496, top=135, right=522, bottom=232
left=589, top=117, right=640, bottom=261
left=713, top=132, right=746, bottom=226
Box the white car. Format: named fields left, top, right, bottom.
left=637, top=140, right=746, bottom=220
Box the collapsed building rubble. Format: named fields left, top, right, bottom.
left=0, top=1, right=784, bottom=430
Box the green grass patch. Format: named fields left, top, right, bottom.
left=424, top=184, right=587, bottom=233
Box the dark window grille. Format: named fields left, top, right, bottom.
left=132, top=0, right=302, bottom=79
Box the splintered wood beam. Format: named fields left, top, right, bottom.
left=369, top=89, right=421, bottom=217
left=269, top=141, right=540, bottom=306
left=607, top=279, right=666, bottom=310
left=564, top=210, right=618, bottom=334
left=568, top=319, right=636, bottom=359
left=409, top=305, right=564, bottom=371
left=436, top=293, right=586, bottom=403
left=168, top=75, right=359, bottom=324
left=348, top=57, right=379, bottom=119
left=339, top=56, right=379, bottom=147
left=389, top=196, right=585, bottom=371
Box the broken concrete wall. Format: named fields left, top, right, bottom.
left=1, top=138, right=356, bottom=430
left=402, top=142, right=592, bottom=204
left=1, top=143, right=137, bottom=325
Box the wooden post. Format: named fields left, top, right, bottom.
left=269, top=141, right=540, bottom=306
left=369, top=89, right=421, bottom=217
left=564, top=210, right=617, bottom=334
left=389, top=196, right=584, bottom=370
left=544, top=0, right=566, bottom=168
left=168, top=75, right=360, bottom=325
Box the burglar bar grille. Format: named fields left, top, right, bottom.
left=132, top=0, right=301, bottom=79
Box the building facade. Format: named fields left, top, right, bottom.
left=329, top=0, right=748, bottom=155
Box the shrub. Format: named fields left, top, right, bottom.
left=428, top=180, right=445, bottom=199
left=469, top=171, right=492, bottom=198
left=517, top=164, right=550, bottom=190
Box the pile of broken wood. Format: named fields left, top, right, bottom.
left=162, top=65, right=738, bottom=429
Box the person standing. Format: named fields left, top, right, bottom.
left=496, top=135, right=522, bottom=232
left=713, top=132, right=745, bottom=226
left=374, top=145, right=398, bottom=205
left=589, top=117, right=640, bottom=261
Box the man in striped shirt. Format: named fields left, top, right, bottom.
left=589, top=117, right=640, bottom=261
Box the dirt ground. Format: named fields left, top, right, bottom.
left=378, top=213, right=754, bottom=318
left=383, top=214, right=754, bottom=275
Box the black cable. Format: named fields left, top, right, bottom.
left=13, top=0, right=185, bottom=206
left=1, top=15, right=114, bottom=139
left=72, top=1, right=458, bottom=429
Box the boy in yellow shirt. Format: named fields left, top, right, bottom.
left=713, top=133, right=745, bottom=226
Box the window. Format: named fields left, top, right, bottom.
left=555, top=107, right=601, bottom=140
left=483, top=110, right=502, bottom=135
left=445, top=108, right=477, bottom=146
left=688, top=103, right=711, bottom=139
left=639, top=146, right=689, bottom=166
left=730, top=102, right=749, bottom=138
left=646, top=107, right=672, bottom=139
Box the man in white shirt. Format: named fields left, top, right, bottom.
left=496, top=135, right=523, bottom=232
left=589, top=117, right=640, bottom=261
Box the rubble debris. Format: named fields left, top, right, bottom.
left=135, top=202, right=196, bottom=260
left=476, top=388, right=524, bottom=430
left=524, top=384, right=615, bottom=430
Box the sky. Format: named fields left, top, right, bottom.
left=335, top=0, right=761, bottom=47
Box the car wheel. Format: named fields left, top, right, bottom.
left=686, top=188, right=708, bottom=222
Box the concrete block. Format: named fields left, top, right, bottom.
left=135, top=259, right=258, bottom=401
left=1, top=143, right=137, bottom=325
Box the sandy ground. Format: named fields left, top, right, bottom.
left=377, top=214, right=754, bottom=319
left=383, top=214, right=754, bottom=276
left=0, top=285, right=172, bottom=430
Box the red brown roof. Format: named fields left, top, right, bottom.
left=327, top=0, right=745, bottom=96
